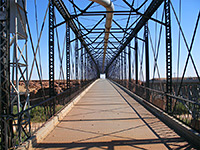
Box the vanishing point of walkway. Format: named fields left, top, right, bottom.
left=36, top=79, right=194, bottom=150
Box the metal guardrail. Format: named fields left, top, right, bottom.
left=111, top=79, right=200, bottom=133
left=0, top=79, right=95, bottom=149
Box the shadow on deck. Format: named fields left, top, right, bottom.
left=35, top=79, right=197, bottom=150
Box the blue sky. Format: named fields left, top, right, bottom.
left=23, top=0, right=200, bottom=80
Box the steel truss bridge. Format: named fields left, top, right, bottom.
left=0, top=0, right=200, bottom=149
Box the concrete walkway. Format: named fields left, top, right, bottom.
left=36, top=79, right=194, bottom=150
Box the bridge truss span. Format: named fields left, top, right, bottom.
left=0, top=0, right=200, bottom=149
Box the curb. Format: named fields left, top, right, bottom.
left=110, top=80, right=200, bottom=149
left=17, top=79, right=99, bottom=150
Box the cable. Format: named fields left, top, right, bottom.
left=34, top=0, right=43, bottom=81
left=177, top=0, right=181, bottom=81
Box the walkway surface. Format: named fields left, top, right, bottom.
left=36, top=79, right=194, bottom=150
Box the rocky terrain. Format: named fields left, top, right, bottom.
left=17, top=80, right=81, bottom=104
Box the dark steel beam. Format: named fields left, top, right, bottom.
left=70, top=16, right=105, bottom=42
left=82, top=2, right=94, bottom=13
left=122, top=0, right=165, bottom=25
left=79, top=27, right=134, bottom=31
left=121, top=53, right=123, bottom=82
left=83, top=31, right=126, bottom=33
left=135, top=36, right=138, bottom=84
left=68, top=0, right=82, bottom=12
left=165, top=0, right=172, bottom=113
left=128, top=43, right=131, bottom=89
left=66, top=23, right=70, bottom=89
left=124, top=48, right=127, bottom=86
left=53, top=0, right=99, bottom=74
left=106, top=0, right=164, bottom=72
left=145, top=23, right=149, bottom=101
left=121, top=0, right=134, bottom=44
left=0, top=0, right=12, bottom=149
left=81, top=46, right=83, bottom=84
left=75, top=38, right=79, bottom=80
left=85, top=51, right=87, bottom=81
left=49, top=0, right=55, bottom=98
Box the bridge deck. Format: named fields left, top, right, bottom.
left=36, top=79, right=194, bottom=150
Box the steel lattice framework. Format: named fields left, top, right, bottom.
left=0, top=1, right=11, bottom=149
left=66, top=22, right=70, bottom=89
left=49, top=0, right=55, bottom=97
left=1, top=0, right=200, bottom=149
left=164, top=0, right=172, bottom=112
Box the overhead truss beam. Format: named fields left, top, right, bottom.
left=53, top=0, right=99, bottom=74
left=106, top=0, right=164, bottom=72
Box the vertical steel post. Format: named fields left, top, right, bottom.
left=75, top=38, right=78, bottom=81
left=66, top=22, right=70, bottom=89
left=121, top=52, right=123, bottom=84
left=85, top=51, right=87, bottom=81
left=0, top=0, right=12, bottom=149
left=87, top=56, right=90, bottom=80
left=97, top=60, right=100, bottom=78
left=49, top=0, right=55, bottom=115
left=119, top=57, right=121, bottom=80
left=118, top=58, right=119, bottom=80
left=49, top=0, right=55, bottom=97
left=135, top=36, right=138, bottom=85
left=86, top=53, right=88, bottom=80
left=81, top=46, right=83, bottom=85
left=124, top=48, right=127, bottom=87
left=165, top=0, right=172, bottom=113
left=128, top=43, right=131, bottom=90
left=145, top=23, right=149, bottom=101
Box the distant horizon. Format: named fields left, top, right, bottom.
left=16, top=76, right=199, bottom=82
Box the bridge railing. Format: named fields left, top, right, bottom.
left=8, top=79, right=96, bottom=148
left=111, top=79, right=200, bottom=133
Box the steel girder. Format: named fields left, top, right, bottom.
left=145, top=23, right=149, bottom=88
left=49, top=0, right=55, bottom=98
left=105, top=0, right=164, bottom=73
left=66, top=22, right=70, bottom=89
left=124, top=48, right=127, bottom=86
left=75, top=38, right=79, bottom=80
left=135, top=35, right=138, bottom=84
left=0, top=0, right=12, bottom=149
left=121, top=53, right=123, bottom=81
left=81, top=46, right=83, bottom=83
left=145, top=23, right=150, bottom=101
left=53, top=0, right=99, bottom=75
left=128, top=43, right=131, bottom=89
left=84, top=50, right=87, bottom=81
left=165, top=0, right=172, bottom=113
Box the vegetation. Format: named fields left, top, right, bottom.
left=30, top=104, right=63, bottom=122
left=174, top=102, right=189, bottom=115
left=13, top=104, right=63, bottom=123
